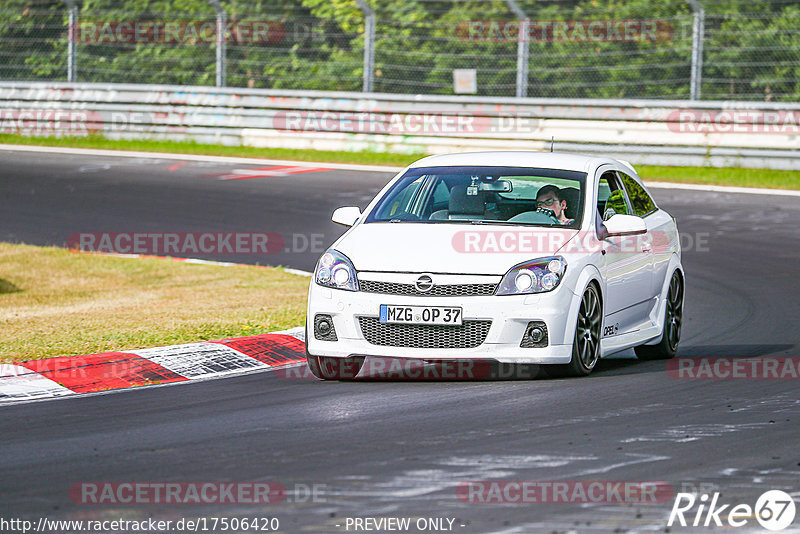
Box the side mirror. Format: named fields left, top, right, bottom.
left=603, top=214, right=646, bottom=237
left=331, top=206, right=362, bottom=227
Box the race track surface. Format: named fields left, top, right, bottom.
left=1, top=149, right=798, bottom=533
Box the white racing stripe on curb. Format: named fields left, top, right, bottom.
left=2, top=143, right=797, bottom=197
left=0, top=364, right=75, bottom=401
left=644, top=180, right=800, bottom=197
left=132, top=343, right=269, bottom=379
left=273, top=327, right=306, bottom=341
left=181, top=258, right=238, bottom=266
left=0, top=144, right=405, bottom=173
left=78, top=251, right=313, bottom=276
left=0, top=328, right=309, bottom=407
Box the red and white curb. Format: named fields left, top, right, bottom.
left=69, top=250, right=314, bottom=277
left=3, top=144, right=800, bottom=197
left=0, top=328, right=306, bottom=405
left=216, top=164, right=332, bottom=180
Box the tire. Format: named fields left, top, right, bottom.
left=551, top=284, right=602, bottom=377
left=306, top=355, right=365, bottom=380
left=635, top=271, right=683, bottom=360
left=304, top=329, right=365, bottom=380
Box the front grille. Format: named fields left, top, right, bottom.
left=358, top=316, right=491, bottom=348
left=360, top=280, right=497, bottom=297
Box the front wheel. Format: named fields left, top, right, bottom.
left=552, top=284, right=602, bottom=377
left=635, top=271, right=683, bottom=360
left=306, top=353, right=365, bottom=380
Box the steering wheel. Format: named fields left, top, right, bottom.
left=536, top=206, right=560, bottom=224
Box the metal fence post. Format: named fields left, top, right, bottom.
left=687, top=0, right=705, bottom=100
left=505, top=0, right=528, bottom=98
left=64, top=0, right=78, bottom=82
left=355, top=0, right=375, bottom=93
left=208, top=0, right=227, bottom=87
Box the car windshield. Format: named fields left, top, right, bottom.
left=366, top=166, right=586, bottom=227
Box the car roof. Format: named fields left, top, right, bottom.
left=408, top=151, right=632, bottom=176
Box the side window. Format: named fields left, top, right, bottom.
left=619, top=172, right=657, bottom=217
left=598, top=172, right=631, bottom=221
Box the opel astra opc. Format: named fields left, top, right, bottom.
left=305, top=152, right=684, bottom=379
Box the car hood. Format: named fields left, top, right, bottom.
left=335, top=223, right=581, bottom=275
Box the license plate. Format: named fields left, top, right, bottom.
left=379, top=305, right=462, bottom=325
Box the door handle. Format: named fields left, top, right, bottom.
left=641, top=244, right=652, bottom=253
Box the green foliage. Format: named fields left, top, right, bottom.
left=0, top=0, right=798, bottom=100
left=0, top=0, right=68, bottom=80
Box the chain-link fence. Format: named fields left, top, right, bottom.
left=1, top=0, right=798, bottom=101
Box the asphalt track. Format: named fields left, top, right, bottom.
left=1, top=149, right=799, bottom=533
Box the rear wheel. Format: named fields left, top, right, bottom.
left=552, top=284, right=602, bottom=377
left=635, top=271, right=683, bottom=360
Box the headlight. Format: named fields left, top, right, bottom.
left=315, top=249, right=359, bottom=291
left=496, top=256, right=567, bottom=295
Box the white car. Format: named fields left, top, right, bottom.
left=305, top=151, right=684, bottom=379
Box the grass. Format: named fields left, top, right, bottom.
left=0, top=133, right=422, bottom=167
left=2, top=133, right=799, bottom=190
left=0, top=243, right=309, bottom=363
left=636, top=165, right=800, bottom=190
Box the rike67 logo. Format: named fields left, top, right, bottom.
left=668, top=490, right=796, bottom=530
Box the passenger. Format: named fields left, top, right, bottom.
left=535, top=185, right=574, bottom=225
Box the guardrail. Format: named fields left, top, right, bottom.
left=2, top=82, right=800, bottom=169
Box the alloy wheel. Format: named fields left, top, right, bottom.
left=575, top=286, right=601, bottom=370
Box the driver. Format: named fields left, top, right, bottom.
left=536, top=185, right=574, bottom=225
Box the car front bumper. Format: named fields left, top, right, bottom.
left=306, top=282, right=578, bottom=364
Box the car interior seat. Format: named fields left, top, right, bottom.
left=434, top=185, right=486, bottom=220
left=560, top=187, right=580, bottom=220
